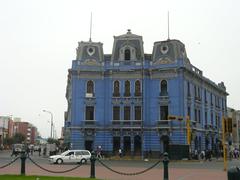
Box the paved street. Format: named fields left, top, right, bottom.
left=0, top=150, right=237, bottom=180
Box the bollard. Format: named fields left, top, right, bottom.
left=90, top=151, right=96, bottom=179
left=20, top=151, right=27, bottom=175
left=163, top=152, right=169, bottom=180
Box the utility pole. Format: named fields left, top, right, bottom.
left=222, top=117, right=227, bottom=171
left=186, top=116, right=191, bottom=145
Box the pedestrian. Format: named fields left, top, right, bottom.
left=30, top=146, right=33, bottom=156
left=200, top=150, right=205, bottom=160
left=118, top=148, right=122, bottom=158
left=26, top=146, right=30, bottom=157
left=96, top=146, right=102, bottom=159
left=38, top=146, right=41, bottom=156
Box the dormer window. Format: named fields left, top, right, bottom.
left=125, top=49, right=131, bottom=60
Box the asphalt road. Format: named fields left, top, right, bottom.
left=0, top=150, right=236, bottom=180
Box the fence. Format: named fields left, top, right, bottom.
left=0, top=151, right=170, bottom=180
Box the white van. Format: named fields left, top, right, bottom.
left=49, top=150, right=91, bottom=164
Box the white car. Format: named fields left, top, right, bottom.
left=49, top=150, right=91, bottom=164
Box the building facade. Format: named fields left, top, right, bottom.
left=65, top=30, right=228, bottom=158
left=227, top=108, right=240, bottom=148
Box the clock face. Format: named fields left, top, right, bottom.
left=160, top=44, right=169, bottom=54
left=87, top=46, right=95, bottom=56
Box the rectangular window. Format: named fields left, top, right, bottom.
left=205, top=111, right=207, bottom=125
left=160, top=106, right=168, bottom=120
left=124, top=106, right=131, bottom=120
left=187, top=106, right=191, bottom=119
left=134, top=106, right=141, bottom=120
left=113, top=106, right=120, bottom=120
left=187, top=82, right=191, bottom=96
left=86, top=106, right=94, bottom=120
left=194, top=109, right=197, bottom=122
left=211, top=93, right=213, bottom=105
left=204, top=89, right=207, bottom=102
left=194, top=86, right=197, bottom=98
left=211, top=112, right=213, bottom=125
left=198, top=110, right=201, bottom=123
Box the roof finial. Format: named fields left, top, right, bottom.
left=167, top=11, right=170, bottom=40
left=89, top=12, right=92, bottom=42
left=127, top=29, right=131, bottom=34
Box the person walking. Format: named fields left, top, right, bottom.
left=38, top=146, right=41, bottom=156
left=118, top=148, right=122, bottom=158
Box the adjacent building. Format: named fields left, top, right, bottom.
left=227, top=108, right=240, bottom=148
left=65, top=30, right=228, bottom=158
left=0, top=116, right=38, bottom=146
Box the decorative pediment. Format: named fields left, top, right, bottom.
left=153, top=57, right=173, bottom=65
left=82, top=59, right=100, bottom=66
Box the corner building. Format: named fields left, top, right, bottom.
left=65, top=30, right=228, bottom=158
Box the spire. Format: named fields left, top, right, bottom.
left=167, top=11, right=170, bottom=40
left=89, top=12, right=92, bottom=42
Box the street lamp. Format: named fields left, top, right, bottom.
left=43, top=110, right=53, bottom=138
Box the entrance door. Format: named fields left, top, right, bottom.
left=161, top=135, right=169, bottom=153
left=123, top=136, right=131, bottom=156
left=85, top=140, right=93, bottom=152
left=134, top=135, right=141, bottom=156
left=113, top=137, right=120, bottom=155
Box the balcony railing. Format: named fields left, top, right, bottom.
left=111, top=120, right=142, bottom=127
left=112, top=92, right=120, bottom=97
left=156, top=120, right=172, bottom=128
left=83, top=120, right=97, bottom=126
left=124, top=93, right=131, bottom=97
left=134, top=92, right=142, bottom=97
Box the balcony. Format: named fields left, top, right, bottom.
left=85, top=93, right=95, bottom=98
left=156, top=120, right=172, bottom=129
left=134, top=92, right=142, bottom=97
left=78, top=120, right=98, bottom=128
left=111, top=120, right=142, bottom=128
left=124, top=93, right=131, bottom=97
left=112, top=92, right=120, bottom=97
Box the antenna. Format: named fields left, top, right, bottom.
left=167, top=11, right=170, bottom=40
left=89, top=12, right=92, bottom=42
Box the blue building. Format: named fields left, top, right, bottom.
left=65, top=30, right=228, bottom=158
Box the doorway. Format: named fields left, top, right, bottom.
left=123, top=136, right=131, bottom=156
left=134, top=135, right=141, bottom=156
left=113, top=137, right=120, bottom=155
left=85, top=140, right=93, bottom=152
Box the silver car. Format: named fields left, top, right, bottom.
left=49, top=150, right=91, bottom=164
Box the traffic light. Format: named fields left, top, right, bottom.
left=223, top=118, right=227, bottom=134
left=223, top=117, right=232, bottom=133
left=168, top=115, right=177, bottom=120
left=227, top=118, right=232, bottom=133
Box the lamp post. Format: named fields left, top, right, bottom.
left=43, top=110, right=53, bottom=138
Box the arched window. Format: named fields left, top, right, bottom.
left=124, top=80, right=131, bottom=97
left=87, top=80, right=94, bottom=95
left=160, top=80, right=168, bottom=96
left=135, top=80, right=141, bottom=96
left=124, top=49, right=131, bottom=60
left=113, top=81, right=120, bottom=97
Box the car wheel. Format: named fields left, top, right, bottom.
left=56, top=158, right=63, bottom=164
left=80, top=158, right=87, bottom=164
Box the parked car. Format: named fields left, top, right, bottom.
left=49, top=150, right=91, bottom=164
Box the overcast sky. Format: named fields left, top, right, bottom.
left=0, top=0, right=239, bottom=138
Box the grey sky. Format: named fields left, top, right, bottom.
left=0, top=0, right=239, bottom=138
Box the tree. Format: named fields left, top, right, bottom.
left=13, top=133, right=26, bottom=144
left=47, top=138, right=60, bottom=146
left=3, top=137, right=13, bottom=145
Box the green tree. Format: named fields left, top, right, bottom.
left=3, top=137, right=13, bottom=145
left=13, top=133, right=26, bottom=144
left=47, top=138, right=60, bottom=146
